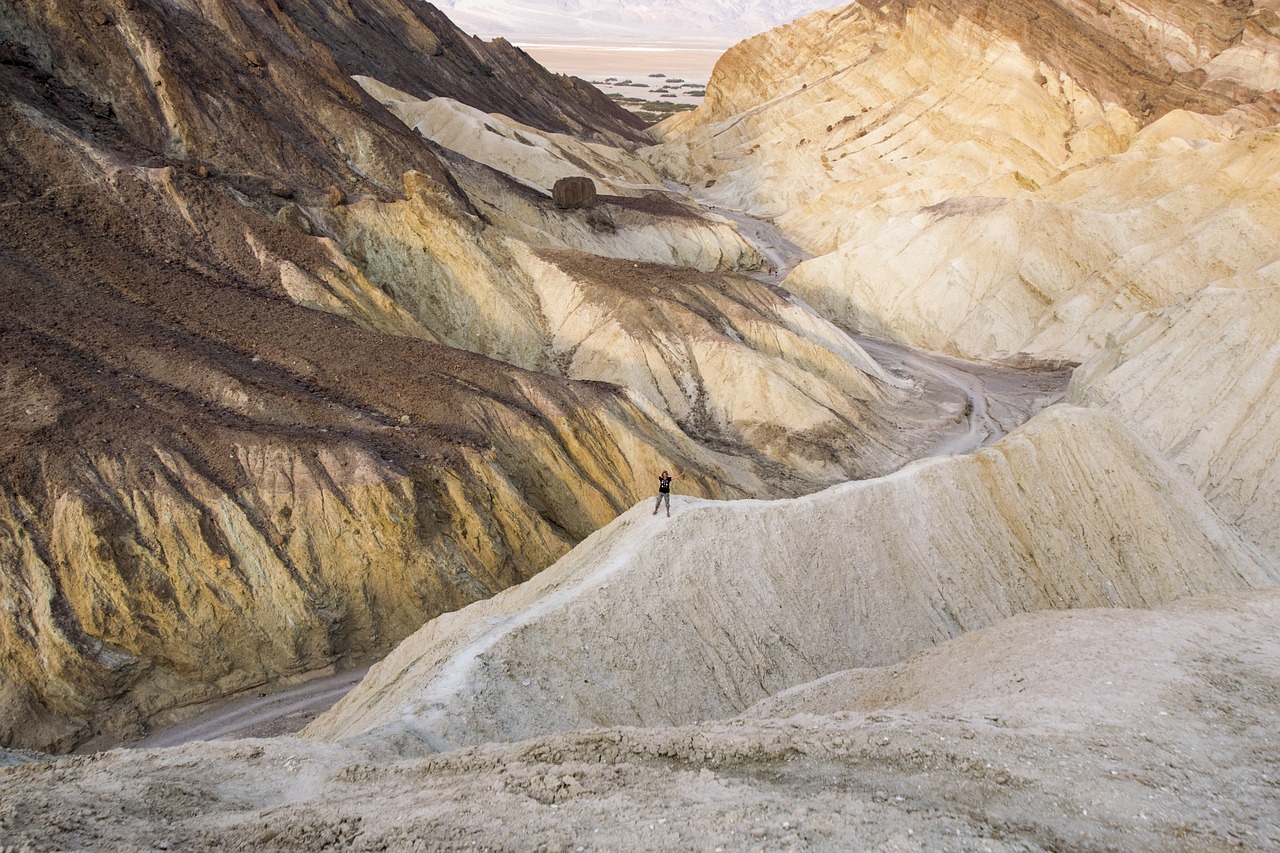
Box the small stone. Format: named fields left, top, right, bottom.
left=244, top=50, right=264, bottom=68
left=269, top=181, right=293, bottom=199
left=326, top=184, right=347, bottom=207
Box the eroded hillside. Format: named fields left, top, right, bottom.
left=0, top=0, right=973, bottom=751
left=2, top=0, right=1279, bottom=848
left=651, top=0, right=1280, bottom=363
left=649, top=0, right=1280, bottom=565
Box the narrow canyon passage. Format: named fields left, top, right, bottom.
left=126, top=202, right=1071, bottom=751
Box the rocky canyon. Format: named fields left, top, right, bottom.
left=1, top=0, right=1278, bottom=850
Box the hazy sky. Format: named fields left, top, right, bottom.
left=433, top=0, right=838, bottom=44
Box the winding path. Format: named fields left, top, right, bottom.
left=710, top=202, right=1068, bottom=457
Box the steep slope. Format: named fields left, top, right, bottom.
left=357, top=78, right=665, bottom=196
left=649, top=0, right=1280, bottom=364
left=645, top=0, right=1280, bottom=592
left=306, top=406, right=1274, bottom=751
left=0, top=116, right=752, bottom=751
left=0, top=0, right=753, bottom=752
left=346, top=76, right=948, bottom=482
left=1068, top=284, right=1280, bottom=565
left=782, top=113, right=1280, bottom=363
left=0, top=0, right=989, bottom=753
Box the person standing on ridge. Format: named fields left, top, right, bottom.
left=652, top=469, right=679, bottom=517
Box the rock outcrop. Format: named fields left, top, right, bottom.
left=644, top=0, right=1280, bottom=606
left=306, top=406, right=1274, bottom=751
left=781, top=115, right=1280, bottom=364
left=355, top=80, right=659, bottom=195
left=1069, top=284, right=1280, bottom=566
left=552, top=177, right=598, bottom=210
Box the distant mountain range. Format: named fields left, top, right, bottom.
left=432, top=0, right=839, bottom=42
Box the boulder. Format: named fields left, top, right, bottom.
left=552, top=176, right=597, bottom=210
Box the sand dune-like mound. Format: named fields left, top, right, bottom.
left=4, top=586, right=1278, bottom=850
left=305, top=405, right=1274, bottom=751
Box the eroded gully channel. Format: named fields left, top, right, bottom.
left=714, top=203, right=1072, bottom=457
left=127, top=202, right=1072, bottom=751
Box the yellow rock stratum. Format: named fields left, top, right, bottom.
left=1070, top=284, right=1280, bottom=565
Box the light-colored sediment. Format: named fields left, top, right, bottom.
left=4, top=586, right=1277, bottom=850
left=649, top=0, right=1280, bottom=365
left=1069, top=283, right=1280, bottom=565
left=305, top=405, right=1274, bottom=751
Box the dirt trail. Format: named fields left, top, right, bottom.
left=124, top=669, right=368, bottom=751
left=710, top=201, right=1070, bottom=455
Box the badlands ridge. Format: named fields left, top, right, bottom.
left=2, top=0, right=1280, bottom=849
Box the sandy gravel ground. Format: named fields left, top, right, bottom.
left=2, top=589, right=1276, bottom=851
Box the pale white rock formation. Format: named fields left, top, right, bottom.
left=744, top=587, right=1280, bottom=731
left=788, top=116, right=1280, bottom=361
left=513, top=245, right=934, bottom=481
left=441, top=148, right=766, bottom=273
left=306, top=406, right=1274, bottom=751
left=286, top=174, right=923, bottom=483
left=356, top=75, right=766, bottom=273
left=648, top=3, right=1136, bottom=251
left=784, top=116, right=1280, bottom=362
left=8, top=587, right=1280, bottom=849
left=356, top=78, right=660, bottom=196
left=274, top=90, right=925, bottom=485
left=1069, top=284, right=1280, bottom=565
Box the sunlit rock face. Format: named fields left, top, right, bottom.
left=1069, top=284, right=1280, bottom=566
left=647, top=1, right=1280, bottom=573
left=650, top=0, right=1280, bottom=364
